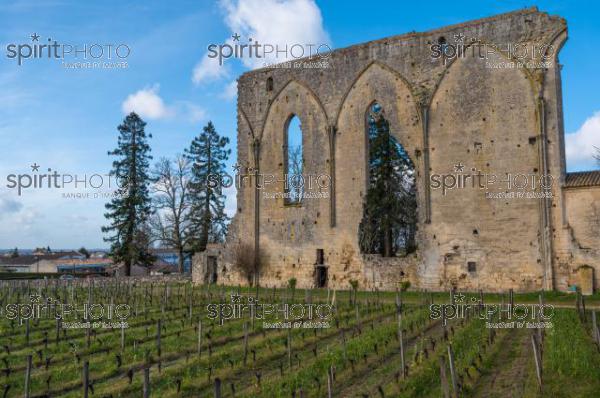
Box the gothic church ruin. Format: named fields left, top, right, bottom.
left=194, top=8, right=600, bottom=293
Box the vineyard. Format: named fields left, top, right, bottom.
left=0, top=279, right=599, bottom=397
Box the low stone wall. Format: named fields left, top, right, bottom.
left=114, top=274, right=191, bottom=283
left=192, top=242, right=420, bottom=291
left=192, top=244, right=242, bottom=285
left=362, top=253, right=418, bottom=290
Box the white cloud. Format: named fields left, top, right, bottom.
left=181, top=102, right=208, bottom=123
left=192, top=0, right=330, bottom=84
left=122, top=85, right=173, bottom=120
left=565, top=111, right=600, bottom=171
left=0, top=192, right=23, bottom=216
left=67, top=214, right=89, bottom=222
left=11, top=208, right=43, bottom=232
left=122, top=85, right=207, bottom=123
left=17, top=208, right=41, bottom=222
left=192, top=55, right=231, bottom=84
left=220, top=80, right=238, bottom=100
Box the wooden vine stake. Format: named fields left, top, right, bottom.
left=531, top=333, right=543, bottom=391
left=447, top=345, right=458, bottom=398
left=439, top=356, right=450, bottom=398
left=24, top=354, right=32, bottom=398
left=83, top=360, right=90, bottom=398
left=143, top=367, right=151, bottom=398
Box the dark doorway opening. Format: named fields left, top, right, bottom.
left=316, top=266, right=328, bottom=288
left=206, top=256, right=218, bottom=284
left=316, top=248, right=324, bottom=265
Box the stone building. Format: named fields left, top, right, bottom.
left=193, top=8, right=600, bottom=293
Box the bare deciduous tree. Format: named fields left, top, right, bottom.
left=231, top=242, right=265, bottom=286
left=288, top=145, right=304, bottom=203
left=150, top=155, right=193, bottom=273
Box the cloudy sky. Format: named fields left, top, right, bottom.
left=0, top=0, right=598, bottom=249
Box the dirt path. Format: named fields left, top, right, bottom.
left=469, top=327, right=533, bottom=398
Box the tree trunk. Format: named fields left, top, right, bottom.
left=198, top=137, right=212, bottom=252
left=126, top=126, right=137, bottom=276
left=198, top=210, right=210, bottom=252
left=383, top=225, right=393, bottom=257
left=125, top=258, right=132, bottom=277
left=177, top=246, right=185, bottom=274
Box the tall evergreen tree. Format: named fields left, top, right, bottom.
left=185, top=121, right=230, bottom=252
left=102, top=112, right=155, bottom=276
left=359, top=103, right=417, bottom=257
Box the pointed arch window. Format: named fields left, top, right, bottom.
left=285, top=115, right=303, bottom=204
left=358, top=102, right=417, bottom=257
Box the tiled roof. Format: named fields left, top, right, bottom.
left=0, top=251, right=84, bottom=265
left=565, top=171, right=600, bottom=188
left=0, top=256, right=39, bottom=265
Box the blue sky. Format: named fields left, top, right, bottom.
left=0, top=0, right=598, bottom=249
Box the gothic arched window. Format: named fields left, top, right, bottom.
left=285, top=115, right=303, bottom=204
left=358, top=102, right=417, bottom=256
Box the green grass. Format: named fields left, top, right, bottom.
left=0, top=281, right=598, bottom=397
left=540, top=309, right=600, bottom=397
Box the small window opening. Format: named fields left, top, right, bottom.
left=468, top=261, right=477, bottom=273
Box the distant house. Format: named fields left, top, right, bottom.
left=90, top=251, right=108, bottom=259
left=0, top=248, right=192, bottom=276
left=0, top=256, right=37, bottom=273
left=37, top=251, right=87, bottom=273
left=0, top=251, right=86, bottom=273
left=56, top=257, right=113, bottom=276
left=57, top=263, right=110, bottom=276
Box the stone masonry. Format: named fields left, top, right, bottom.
left=193, top=8, right=600, bottom=293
